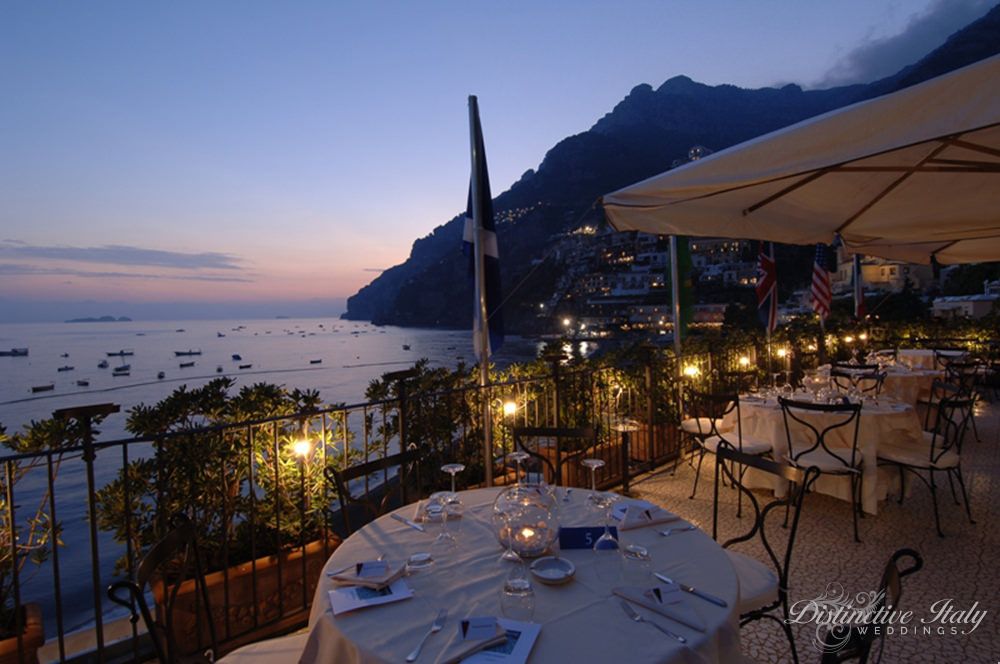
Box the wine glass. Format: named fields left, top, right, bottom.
left=581, top=458, right=605, bottom=504
left=622, top=544, right=652, bottom=585
left=498, top=510, right=522, bottom=563
left=425, top=494, right=456, bottom=552
left=593, top=491, right=621, bottom=581
left=440, top=463, right=465, bottom=528
left=507, top=451, right=530, bottom=485
left=500, top=560, right=535, bottom=620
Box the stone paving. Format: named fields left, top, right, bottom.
left=628, top=401, right=999, bottom=663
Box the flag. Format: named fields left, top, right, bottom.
left=853, top=253, right=866, bottom=319
left=756, top=241, right=777, bottom=333
left=464, top=96, right=504, bottom=360
left=810, top=243, right=832, bottom=320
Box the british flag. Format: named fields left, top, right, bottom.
left=810, top=243, right=832, bottom=320
left=756, top=241, right=777, bottom=334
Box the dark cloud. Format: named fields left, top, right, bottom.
left=0, top=241, right=243, bottom=270
left=0, top=263, right=253, bottom=283
left=818, top=0, right=996, bottom=87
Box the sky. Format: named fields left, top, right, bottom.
left=1, top=0, right=995, bottom=322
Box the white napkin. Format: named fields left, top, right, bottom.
left=611, top=500, right=681, bottom=531
left=613, top=586, right=707, bottom=632
left=438, top=618, right=508, bottom=664
left=328, top=560, right=406, bottom=590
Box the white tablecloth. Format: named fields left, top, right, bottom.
left=820, top=364, right=939, bottom=406
left=896, top=348, right=964, bottom=370
left=724, top=398, right=924, bottom=515
left=302, top=488, right=742, bottom=664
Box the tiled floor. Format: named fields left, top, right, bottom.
left=628, top=401, right=998, bottom=663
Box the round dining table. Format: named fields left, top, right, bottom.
left=818, top=364, right=939, bottom=406
left=301, top=487, right=742, bottom=664
left=896, top=348, right=965, bottom=370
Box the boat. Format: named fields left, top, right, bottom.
left=31, top=384, right=54, bottom=393
left=106, top=350, right=134, bottom=357
left=57, top=366, right=74, bottom=372
left=179, top=361, right=195, bottom=368
left=238, top=364, right=252, bottom=370
left=310, top=359, right=322, bottom=364
left=157, top=371, right=165, bottom=379
left=216, top=366, right=224, bottom=373
left=232, top=354, right=242, bottom=361
left=60, top=352, right=69, bottom=358
left=0, top=348, right=29, bottom=357
left=217, top=332, right=225, bottom=337
left=402, top=344, right=411, bottom=350
left=113, top=364, right=131, bottom=375
left=98, top=360, right=109, bottom=369
left=76, top=380, right=90, bottom=387
left=174, top=350, right=202, bottom=356
left=176, top=329, right=185, bottom=332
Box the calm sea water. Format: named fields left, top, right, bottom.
left=0, top=318, right=541, bottom=636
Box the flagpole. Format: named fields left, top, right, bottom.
left=469, top=95, right=494, bottom=487
left=669, top=235, right=684, bottom=418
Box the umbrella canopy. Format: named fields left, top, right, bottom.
left=602, top=54, right=1000, bottom=265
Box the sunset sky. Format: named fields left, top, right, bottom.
left=2, top=0, right=994, bottom=321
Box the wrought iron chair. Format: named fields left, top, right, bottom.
left=933, top=347, right=968, bottom=371
left=712, top=441, right=820, bottom=664
left=778, top=397, right=864, bottom=542
left=872, top=348, right=898, bottom=362
left=877, top=396, right=975, bottom=537
left=512, top=426, right=597, bottom=486
left=829, top=367, right=886, bottom=397
left=325, top=444, right=424, bottom=536
left=918, top=379, right=962, bottom=432
left=107, top=513, right=218, bottom=664
left=684, top=389, right=771, bottom=511
left=820, top=548, right=923, bottom=663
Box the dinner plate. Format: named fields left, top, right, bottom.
left=530, top=556, right=575, bottom=585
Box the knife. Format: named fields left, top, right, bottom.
left=655, top=573, right=728, bottom=608
left=390, top=513, right=425, bottom=532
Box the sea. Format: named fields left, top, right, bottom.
left=0, top=317, right=543, bottom=638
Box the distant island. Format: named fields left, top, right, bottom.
left=65, top=316, right=133, bottom=323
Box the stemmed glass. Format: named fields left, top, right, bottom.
left=592, top=491, right=620, bottom=581
left=581, top=458, right=606, bottom=503
left=440, top=463, right=465, bottom=536
left=507, top=451, right=530, bottom=485
left=500, top=559, right=535, bottom=620
left=425, top=493, right=456, bottom=552
left=498, top=510, right=522, bottom=563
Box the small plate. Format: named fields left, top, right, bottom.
left=530, top=556, right=575, bottom=585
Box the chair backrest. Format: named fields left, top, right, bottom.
left=933, top=348, right=968, bottom=371
left=821, top=548, right=923, bottom=663
left=944, top=360, right=981, bottom=395
left=927, top=397, right=974, bottom=463
left=106, top=513, right=218, bottom=664
left=685, top=388, right=741, bottom=442
left=829, top=368, right=886, bottom=396
left=512, top=426, right=596, bottom=486
left=325, top=444, right=423, bottom=536
left=713, top=442, right=820, bottom=615
left=873, top=348, right=898, bottom=361
left=922, top=379, right=963, bottom=432
left=778, top=397, right=863, bottom=471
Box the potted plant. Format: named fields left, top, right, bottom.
left=95, top=379, right=358, bottom=653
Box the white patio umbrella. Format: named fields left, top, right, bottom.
left=602, top=54, right=1000, bottom=265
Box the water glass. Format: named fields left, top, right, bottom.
left=500, top=561, right=535, bottom=621
left=622, top=544, right=652, bottom=585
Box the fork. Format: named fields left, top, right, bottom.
left=619, top=599, right=686, bottom=643
left=406, top=608, right=447, bottom=662
left=659, top=524, right=697, bottom=537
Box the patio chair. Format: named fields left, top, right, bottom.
left=512, top=426, right=597, bottom=486
left=683, top=389, right=771, bottom=514
left=326, top=444, right=424, bottom=537
left=107, top=513, right=218, bottom=664
left=918, top=379, right=962, bottom=432
left=778, top=397, right=864, bottom=542
left=933, top=347, right=968, bottom=371
left=877, top=396, right=975, bottom=537
left=820, top=548, right=923, bottom=663
left=712, top=441, right=820, bottom=664
left=829, top=367, right=886, bottom=397
left=872, top=348, right=898, bottom=362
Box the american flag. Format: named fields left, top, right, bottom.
left=810, top=243, right=832, bottom=320
left=756, top=241, right=777, bottom=334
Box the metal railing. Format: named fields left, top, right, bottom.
left=0, top=345, right=755, bottom=662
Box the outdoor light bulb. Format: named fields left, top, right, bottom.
left=859, top=333, right=868, bottom=341
left=738, top=356, right=750, bottom=367
left=562, top=318, right=571, bottom=327
left=292, top=439, right=312, bottom=458
left=844, top=335, right=855, bottom=343
left=808, top=344, right=817, bottom=352
left=502, top=401, right=517, bottom=417
left=683, top=365, right=700, bottom=378
left=777, top=348, right=787, bottom=358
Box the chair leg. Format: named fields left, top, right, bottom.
left=689, top=447, right=706, bottom=499
left=929, top=470, right=944, bottom=538
left=897, top=465, right=906, bottom=504
left=780, top=615, right=800, bottom=664
left=850, top=474, right=861, bottom=543
left=970, top=409, right=981, bottom=442
left=954, top=468, right=976, bottom=525
left=946, top=470, right=960, bottom=505
left=736, top=464, right=746, bottom=519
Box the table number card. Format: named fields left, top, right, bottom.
left=356, top=560, right=388, bottom=578
left=462, top=616, right=501, bottom=641
left=558, top=526, right=618, bottom=550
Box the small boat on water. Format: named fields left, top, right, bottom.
left=238, top=364, right=252, bottom=370
left=107, top=349, right=134, bottom=357
left=32, top=384, right=54, bottom=393
left=57, top=366, right=74, bottom=372
left=310, top=359, right=322, bottom=364
left=175, top=350, right=202, bottom=356
left=157, top=371, right=165, bottom=379
left=232, top=354, right=242, bottom=361
left=179, top=361, right=195, bottom=368
left=176, top=329, right=185, bottom=333
left=60, top=352, right=69, bottom=358
left=98, top=360, right=109, bottom=369
left=402, top=344, right=411, bottom=350
left=217, top=332, right=225, bottom=337
left=0, top=348, right=29, bottom=357
left=76, top=380, right=89, bottom=387
left=216, top=366, right=224, bottom=373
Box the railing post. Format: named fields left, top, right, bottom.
left=384, top=369, right=419, bottom=454
left=544, top=351, right=565, bottom=428
left=54, top=403, right=120, bottom=663
left=643, top=344, right=656, bottom=458
left=620, top=430, right=631, bottom=495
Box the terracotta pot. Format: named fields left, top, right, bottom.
left=155, top=537, right=339, bottom=655
left=0, top=604, right=44, bottom=664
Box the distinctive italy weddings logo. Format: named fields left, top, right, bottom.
left=786, top=583, right=987, bottom=653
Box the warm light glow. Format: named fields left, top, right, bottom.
left=562, top=318, right=571, bottom=327
left=859, top=332, right=868, bottom=341
left=519, top=527, right=536, bottom=539
left=844, top=335, right=855, bottom=343
left=683, top=365, right=700, bottom=378
left=776, top=348, right=787, bottom=358
left=502, top=401, right=517, bottom=417
left=807, top=343, right=818, bottom=352
left=738, top=356, right=750, bottom=367
left=292, top=439, right=312, bottom=458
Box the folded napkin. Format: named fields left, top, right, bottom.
left=611, top=500, right=681, bottom=531
left=328, top=560, right=406, bottom=590
left=438, top=618, right=508, bottom=664
left=613, top=586, right=707, bottom=632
